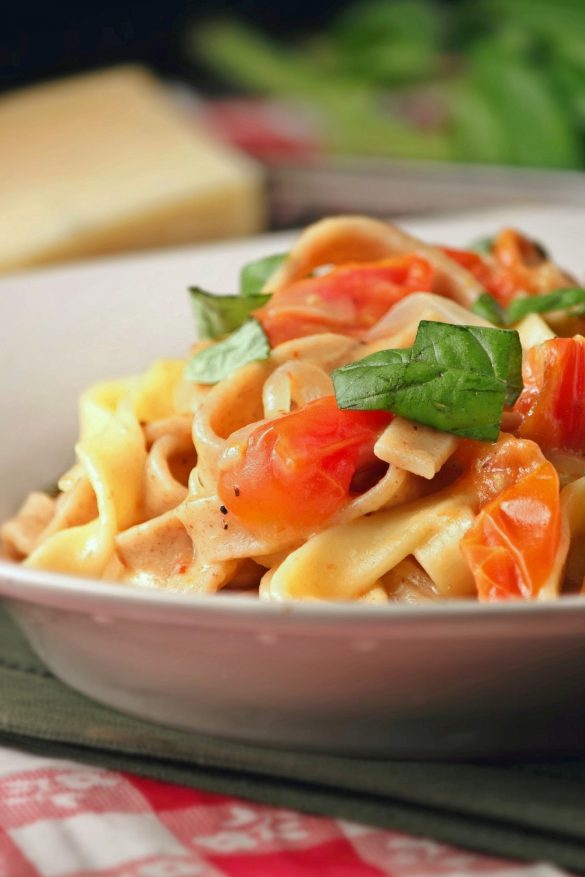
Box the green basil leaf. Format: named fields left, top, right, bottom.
left=189, top=288, right=270, bottom=340
left=330, top=348, right=412, bottom=410
left=411, top=321, right=522, bottom=406
left=472, top=292, right=506, bottom=325
left=240, top=253, right=287, bottom=296
left=506, top=288, right=585, bottom=324
left=332, top=321, right=523, bottom=441
left=185, top=319, right=270, bottom=384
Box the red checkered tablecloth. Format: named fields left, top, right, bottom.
left=0, top=746, right=569, bottom=877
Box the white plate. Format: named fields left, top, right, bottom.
left=2, top=205, right=585, bottom=758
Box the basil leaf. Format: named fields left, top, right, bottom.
left=240, top=253, right=287, bottom=296
left=506, top=288, right=585, bottom=324
left=185, top=319, right=270, bottom=384
left=189, top=287, right=270, bottom=340
left=411, top=321, right=522, bottom=407
left=330, top=348, right=412, bottom=410
left=473, top=288, right=585, bottom=328
left=472, top=292, right=505, bottom=326
left=333, top=321, right=523, bottom=442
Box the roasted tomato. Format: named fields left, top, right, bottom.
left=514, top=336, right=585, bottom=453
left=444, top=229, right=574, bottom=307
left=254, top=255, right=433, bottom=346
left=217, top=396, right=392, bottom=530
left=459, top=436, right=564, bottom=601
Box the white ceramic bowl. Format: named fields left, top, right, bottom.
left=2, top=206, right=585, bottom=758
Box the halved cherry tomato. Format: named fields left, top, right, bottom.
left=455, top=434, right=542, bottom=506
left=254, top=255, right=433, bottom=346
left=515, top=336, right=585, bottom=453
left=491, top=229, right=558, bottom=304
left=217, top=396, right=392, bottom=530
left=441, top=247, right=501, bottom=298
left=459, top=436, right=563, bottom=601
left=444, top=229, right=573, bottom=307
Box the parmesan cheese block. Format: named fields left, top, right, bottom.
left=0, top=66, right=265, bottom=273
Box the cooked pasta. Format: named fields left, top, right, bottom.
left=3, top=215, right=585, bottom=602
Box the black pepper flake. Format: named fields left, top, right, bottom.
left=234, top=486, right=240, bottom=497
left=222, top=522, right=229, bottom=530
left=219, top=505, right=228, bottom=515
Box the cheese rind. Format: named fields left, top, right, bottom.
left=0, top=66, right=265, bottom=273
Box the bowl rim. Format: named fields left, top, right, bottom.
left=3, top=560, right=585, bottom=631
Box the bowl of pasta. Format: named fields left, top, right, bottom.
left=1, top=206, right=585, bottom=757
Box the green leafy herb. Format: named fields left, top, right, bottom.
left=240, top=253, right=287, bottom=296
left=189, top=288, right=270, bottom=340
left=185, top=319, right=270, bottom=384
left=331, top=0, right=442, bottom=85
left=332, top=320, right=522, bottom=441
left=472, top=292, right=506, bottom=325
left=412, top=320, right=522, bottom=406
left=506, top=287, right=585, bottom=323
left=466, top=40, right=581, bottom=169
left=190, top=20, right=451, bottom=161
left=332, top=347, right=412, bottom=411
left=471, top=288, right=585, bottom=327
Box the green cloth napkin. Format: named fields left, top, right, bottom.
left=1, top=604, right=584, bottom=872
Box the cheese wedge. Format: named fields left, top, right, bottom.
left=0, top=66, right=265, bottom=273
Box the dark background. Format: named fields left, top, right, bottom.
left=1, top=0, right=348, bottom=93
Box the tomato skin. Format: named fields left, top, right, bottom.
left=217, top=397, right=392, bottom=530
left=515, top=336, right=585, bottom=453
left=444, top=229, right=571, bottom=307
left=489, top=229, right=544, bottom=305
left=442, top=244, right=520, bottom=306
left=442, top=247, right=501, bottom=299
left=456, top=435, right=541, bottom=506
left=459, top=436, right=563, bottom=601
left=254, top=256, right=433, bottom=346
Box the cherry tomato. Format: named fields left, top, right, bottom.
left=441, top=247, right=501, bottom=299
left=459, top=436, right=563, bottom=600
left=254, top=255, right=433, bottom=346
left=217, top=396, right=392, bottom=530
left=444, top=229, right=572, bottom=307
left=515, top=336, right=585, bottom=453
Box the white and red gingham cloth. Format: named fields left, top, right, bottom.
left=0, top=746, right=570, bottom=877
